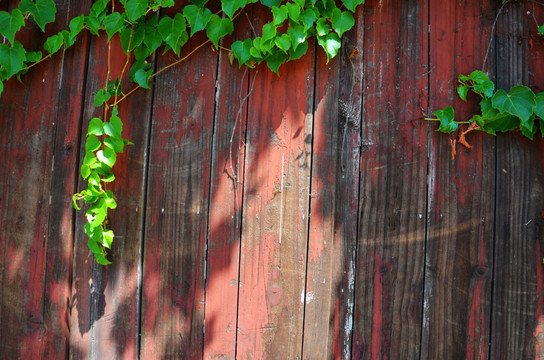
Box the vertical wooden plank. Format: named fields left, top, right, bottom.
left=69, top=33, right=152, bottom=360
left=0, top=1, right=88, bottom=357
left=139, top=18, right=218, bottom=359
left=352, top=0, right=428, bottom=358
left=302, top=7, right=364, bottom=359
left=491, top=3, right=544, bottom=358
left=203, top=11, right=251, bottom=359
left=235, top=6, right=315, bottom=359
left=423, top=0, right=496, bottom=358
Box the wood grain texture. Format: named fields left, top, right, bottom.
left=0, top=1, right=89, bottom=357
left=69, top=28, right=153, bottom=359
left=352, top=0, right=428, bottom=358
left=203, top=8, right=252, bottom=359
left=301, top=7, right=364, bottom=359
left=235, top=6, right=315, bottom=359
left=490, top=2, right=544, bottom=359
left=423, top=1, right=497, bottom=359
left=139, top=17, right=219, bottom=358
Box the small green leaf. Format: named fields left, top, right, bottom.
left=206, top=15, right=233, bottom=48
left=0, top=41, right=26, bottom=78
left=85, top=134, right=101, bottom=152
left=533, top=92, right=544, bottom=120
left=103, top=12, right=125, bottom=40
left=68, top=14, right=85, bottom=41
left=231, top=38, right=252, bottom=66
left=299, top=8, right=318, bottom=30
left=104, top=114, right=123, bottom=138
left=158, top=14, right=189, bottom=55
left=183, top=4, right=212, bottom=36
left=88, top=117, right=104, bottom=136
left=102, top=229, right=114, bottom=248
left=94, top=88, right=111, bottom=107
left=288, top=25, right=306, bottom=52
left=24, top=51, right=42, bottom=63
left=492, top=85, right=536, bottom=123
left=433, top=106, right=458, bottom=133
left=43, top=33, right=64, bottom=54
left=0, top=81, right=3, bottom=97
left=80, top=164, right=91, bottom=179
left=316, top=17, right=331, bottom=37
left=104, top=137, right=125, bottom=153
left=0, top=9, right=25, bottom=45
left=221, top=0, right=246, bottom=19
left=144, top=24, right=163, bottom=53
left=265, top=50, right=288, bottom=75
left=262, top=23, right=277, bottom=44
left=520, top=114, right=536, bottom=139
left=286, top=2, right=301, bottom=21
left=84, top=15, right=101, bottom=36
left=343, top=0, right=365, bottom=12
left=19, top=0, right=56, bottom=32
left=134, top=68, right=152, bottom=89
left=82, top=152, right=99, bottom=169
left=97, top=148, right=117, bottom=168
left=271, top=6, right=288, bottom=25
left=119, top=25, right=145, bottom=53
left=331, top=8, right=355, bottom=38
left=317, top=32, right=341, bottom=61
left=289, top=39, right=308, bottom=60
left=275, top=34, right=291, bottom=52
left=457, top=84, right=468, bottom=101
left=125, top=0, right=148, bottom=22
left=260, top=0, right=282, bottom=8
left=468, top=70, right=494, bottom=98
left=538, top=24, right=544, bottom=35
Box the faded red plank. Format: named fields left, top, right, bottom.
left=203, top=9, right=252, bottom=359
left=139, top=13, right=219, bottom=358
left=235, top=7, right=315, bottom=358
left=351, top=0, right=428, bottom=358
left=301, top=6, right=364, bottom=359
left=0, top=1, right=89, bottom=357
left=423, top=0, right=496, bottom=358
left=69, top=29, right=152, bottom=359
left=490, top=2, right=544, bottom=358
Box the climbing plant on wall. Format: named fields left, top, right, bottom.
left=0, top=0, right=542, bottom=264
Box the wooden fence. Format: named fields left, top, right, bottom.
left=0, top=0, right=543, bottom=358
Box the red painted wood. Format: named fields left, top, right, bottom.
left=69, top=30, right=152, bottom=359
left=302, top=7, right=364, bottom=359
left=351, top=0, right=428, bottom=358
left=235, top=6, right=315, bottom=358
left=490, top=2, right=544, bottom=358
left=424, top=1, right=497, bottom=359
left=203, top=9, right=252, bottom=359
left=0, top=1, right=89, bottom=357
left=139, top=9, right=219, bottom=357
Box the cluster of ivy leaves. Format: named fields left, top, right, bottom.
left=0, top=0, right=364, bottom=264
left=431, top=70, right=544, bottom=156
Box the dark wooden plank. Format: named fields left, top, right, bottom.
left=69, top=33, right=153, bottom=359
left=490, top=2, right=544, bottom=358
left=235, top=7, right=315, bottom=358
left=139, top=16, right=219, bottom=359
left=423, top=0, right=496, bottom=358
left=301, top=7, right=364, bottom=359
left=203, top=11, right=252, bottom=359
left=351, top=0, right=428, bottom=358
left=0, top=1, right=89, bottom=357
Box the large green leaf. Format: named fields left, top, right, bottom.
left=18, top=0, right=56, bottom=32
left=265, top=50, right=288, bottom=75
left=491, top=85, right=535, bottom=123
left=158, top=14, right=189, bottom=55
left=317, top=32, right=341, bottom=61
left=183, top=4, right=212, bottom=36
left=0, top=41, right=26, bottom=78
left=331, top=8, right=354, bottom=38
left=222, top=0, right=246, bottom=18
left=534, top=92, right=544, bottom=120
left=125, top=0, right=148, bottom=22
left=206, top=15, right=233, bottom=48
left=231, top=38, right=252, bottom=66
left=479, top=97, right=519, bottom=135
left=103, top=12, right=125, bottom=40
left=0, top=9, right=25, bottom=45
left=343, top=0, right=365, bottom=12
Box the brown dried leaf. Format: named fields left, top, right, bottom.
left=450, top=138, right=457, bottom=160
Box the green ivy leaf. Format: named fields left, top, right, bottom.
left=538, top=24, right=544, bottom=35
left=0, top=81, right=3, bottom=97
left=286, top=2, right=301, bottom=21
left=88, top=117, right=105, bottom=136
left=25, top=51, right=42, bottom=63
left=183, top=4, right=212, bottom=36
left=134, top=68, right=152, bottom=89
left=433, top=106, right=458, bottom=133
left=104, top=136, right=125, bottom=153
left=94, top=88, right=111, bottom=107
left=289, top=39, right=308, bottom=60
left=261, top=0, right=282, bottom=8
left=520, top=114, right=536, bottom=139
left=533, top=92, right=544, bottom=120
left=468, top=70, right=494, bottom=98
left=331, top=8, right=354, bottom=38
left=144, top=24, right=163, bottom=53
left=275, top=34, right=291, bottom=52
left=265, top=50, right=288, bottom=75
left=84, top=15, right=101, bottom=36
left=0, top=9, right=25, bottom=45
left=262, top=23, right=277, bottom=44
left=19, top=0, right=56, bottom=32
left=125, top=0, right=148, bottom=22
left=457, top=84, right=468, bottom=101
left=68, top=14, right=85, bottom=42
left=231, top=38, right=252, bottom=66
left=206, top=15, right=233, bottom=48
left=85, top=134, right=102, bottom=152
left=271, top=6, right=288, bottom=25
left=0, top=42, right=26, bottom=78
left=97, top=148, right=117, bottom=168
left=222, top=0, right=246, bottom=19
left=299, top=8, right=318, bottom=30
left=103, top=12, right=125, bottom=40
left=102, top=229, right=114, bottom=248
left=343, top=0, right=365, bottom=12
left=105, top=114, right=123, bottom=138
left=480, top=97, right=519, bottom=135
left=316, top=17, right=331, bottom=37
left=288, top=26, right=306, bottom=52
left=43, top=33, right=64, bottom=54
left=316, top=0, right=337, bottom=18
left=119, top=25, right=145, bottom=53
left=317, top=32, right=341, bottom=61
left=491, top=85, right=536, bottom=123
left=158, top=14, right=189, bottom=55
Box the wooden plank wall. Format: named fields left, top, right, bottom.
left=0, top=0, right=543, bottom=359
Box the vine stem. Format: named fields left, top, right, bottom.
left=22, top=53, right=53, bottom=71
left=424, top=117, right=470, bottom=124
